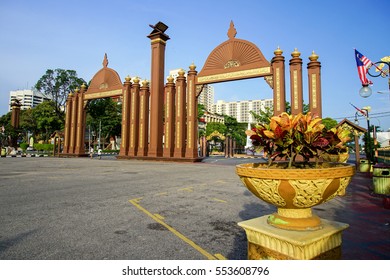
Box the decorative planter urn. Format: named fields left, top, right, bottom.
left=236, top=162, right=355, bottom=231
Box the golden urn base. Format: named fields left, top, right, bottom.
left=238, top=215, right=349, bottom=260
left=268, top=208, right=322, bottom=231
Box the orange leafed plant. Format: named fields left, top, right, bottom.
left=246, top=112, right=349, bottom=168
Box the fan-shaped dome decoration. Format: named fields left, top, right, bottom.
left=86, top=53, right=123, bottom=94
left=197, top=21, right=271, bottom=84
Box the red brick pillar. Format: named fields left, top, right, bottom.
left=307, top=51, right=322, bottom=118
left=69, top=89, right=79, bottom=154
left=185, top=63, right=199, bottom=159
left=271, top=47, right=287, bottom=116
left=129, top=77, right=140, bottom=157
left=119, top=76, right=132, bottom=157
left=138, top=80, right=150, bottom=157
left=10, top=100, right=21, bottom=148
left=174, top=69, right=187, bottom=158
left=74, top=84, right=86, bottom=155
left=63, top=93, right=73, bottom=154
left=289, top=48, right=304, bottom=115
left=163, top=76, right=176, bottom=158
left=147, top=29, right=170, bottom=158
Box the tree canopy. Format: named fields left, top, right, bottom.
left=35, top=69, right=87, bottom=120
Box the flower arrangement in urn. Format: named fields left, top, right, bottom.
left=246, top=112, right=351, bottom=167
left=236, top=112, right=355, bottom=230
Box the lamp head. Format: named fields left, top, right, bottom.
left=359, top=84, right=372, bottom=98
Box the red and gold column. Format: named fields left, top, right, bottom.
left=119, top=76, right=132, bottom=157
left=163, top=76, right=176, bottom=158
left=74, top=84, right=86, bottom=155
left=68, top=88, right=79, bottom=154
left=147, top=30, right=169, bottom=158
left=63, top=92, right=73, bottom=154
left=138, top=80, right=150, bottom=157
left=307, top=51, right=322, bottom=118
left=185, top=63, right=199, bottom=159
left=173, top=69, right=187, bottom=158
left=289, top=48, right=304, bottom=115
left=271, top=47, right=286, bottom=116
left=129, top=77, right=140, bottom=157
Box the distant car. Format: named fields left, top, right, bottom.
left=26, top=147, right=34, bottom=151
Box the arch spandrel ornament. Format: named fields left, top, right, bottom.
left=84, top=53, right=123, bottom=100
left=197, top=21, right=272, bottom=85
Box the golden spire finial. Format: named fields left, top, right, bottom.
left=227, top=20, right=237, bottom=40
left=178, top=68, right=185, bottom=76
left=167, top=75, right=174, bottom=83
left=274, top=46, right=283, bottom=56
left=309, top=50, right=319, bottom=61
left=189, top=62, right=196, bottom=71
left=133, top=76, right=140, bottom=84
left=142, top=79, right=149, bottom=87
left=291, top=48, right=301, bottom=58
left=125, top=75, right=131, bottom=82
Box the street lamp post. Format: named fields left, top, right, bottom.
left=359, top=58, right=390, bottom=98
left=354, top=106, right=373, bottom=163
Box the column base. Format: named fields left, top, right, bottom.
left=238, top=215, right=349, bottom=260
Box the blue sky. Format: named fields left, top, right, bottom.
left=1, top=0, right=389, bottom=130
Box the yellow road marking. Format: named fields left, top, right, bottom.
left=129, top=198, right=218, bottom=260
left=155, top=192, right=168, bottom=196
left=214, top=253, right=227, bottom=260
left=212, top=198, right=227, bottom=203
left=154, top=213, right=165, bottom=220
left=178, top=187, right=193, bottom=192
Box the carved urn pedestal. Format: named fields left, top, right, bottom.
left=236, top=162, right=355, bottom=260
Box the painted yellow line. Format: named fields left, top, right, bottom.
left=129, top=198, right=217, bottom=260
left=212, top=198, right=227, bottom=203
left=178, top=187, right=193, bottom=192
left=214, top=253, right=227, bottom=260
left=155, top=192, right=168, bottom=196
left=154, top=213, right=165, bottom=220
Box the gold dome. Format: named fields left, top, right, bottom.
left=125, top=75, right=131, bottom=82
left=309, top=51, right=319, bottom=61
left=189, top=62, right=196, bottom=71
left=133, top=76, right=140, bottom=84
left=291, top=48, right=301, bottom=58
left=178, top=69, right=186, bottom=76
left=274, top=46, right=283, bottom=56
left=167, top=75, right=174, bottom=83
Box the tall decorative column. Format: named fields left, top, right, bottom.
left=138, top=80, right=150, bottom=157
left=163, top=76, right=176, bottom=158
left=63, top=92, right=73, bottom=154
left=185, top=63, right=199, bottom=159
left=119, top=76, right=132, bottom=157
left=74, top=84, right=86, bottom=155
left=271, top=47, right=286, bottom=116
left=68, top=88, right=79, bottom=154
left=289, top=48, right=304, bottom=115
left=147, top=23, right=170, bottom=158
left=173, top=69, right=187, bottom=158
left=129, top=77, right=141, bottom=157
left=307, top=51, right=322, bottom=118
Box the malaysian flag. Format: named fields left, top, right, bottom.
left=355, top=49, right=373, bottom=85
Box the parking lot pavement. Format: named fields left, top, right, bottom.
left=0, top=156, right=388, bottom=260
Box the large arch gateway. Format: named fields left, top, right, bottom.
left=61, top=21, right=323, bottom=161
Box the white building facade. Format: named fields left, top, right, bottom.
left=9, top=89, right=50, bottom=111
left=212, top=99, right=273, bottom=123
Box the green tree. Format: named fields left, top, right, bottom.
left=35, top=69, right=87, bottom=121
left=32, top=101, right=63, bottom=141
left=322, top=117, right=338, bottom=130
left=86, top=98, right=122, bottom=148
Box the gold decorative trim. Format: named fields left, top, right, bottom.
left=311, top=74, right=317, bottom=108
left=197, top=67, right=271, bottom=83
left=289, top=179, right=332, bottom=207
left=84, top=89, right=122, bottom=100
left=150, top=38, right=166, bottom=45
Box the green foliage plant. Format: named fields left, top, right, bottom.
left=246, top=112, right=350, bottom=168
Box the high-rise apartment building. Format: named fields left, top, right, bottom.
left=8, top=89, right=51, bottom=111
left=212, top=99, right=273, bottom=123
left=168, top=69, right=215, bottom=111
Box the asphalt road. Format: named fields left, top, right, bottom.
left=0, top=156, right=272, bottom=260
